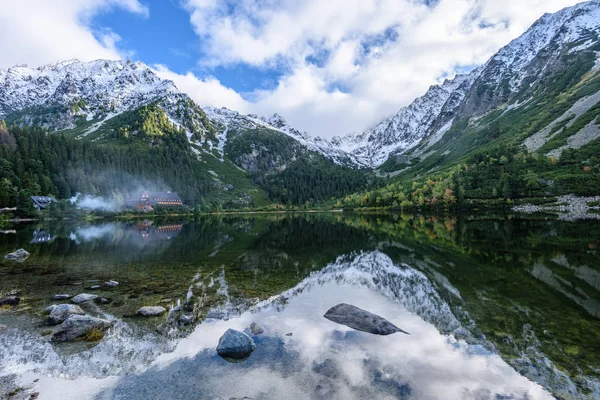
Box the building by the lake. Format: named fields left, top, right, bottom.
left=31, top=196, right=57, bottom=211
left=124, top=191, right=184, bottom=211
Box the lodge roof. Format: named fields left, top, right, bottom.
left=30, top=196, right=57, bottom=209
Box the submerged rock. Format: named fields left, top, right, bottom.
left=216, top=329, right=256, bottom=361
left=0, top=324, right=7, bottom=331
left=0, top=296, right=20, bottom=306
left=323, top=303, right=409, bottom=336
left=4, top=248, right=30, bottom=262
left=313, top=359, right=341, bottom=379
left=51, top=315, right=112, bottom=342
left=103, top=280, right=119, bottom=287
left=250, top=322, right=264, bottom=335
left=71, top=293, right=98, bottom=304
left=52, top=294, right=72, bottom=301
left=47, top=304, right=85, bottom=325
left=137, top=306, right=166, bottom=317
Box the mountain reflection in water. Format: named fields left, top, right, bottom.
left=0, top=214, right=599, bottom=399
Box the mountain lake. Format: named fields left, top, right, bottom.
left=0, top=213, right=599, bottom=399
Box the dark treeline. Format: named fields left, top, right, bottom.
left=0, top=122, right=213, bottom=208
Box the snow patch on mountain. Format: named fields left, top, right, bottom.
left=204, top=107, right=364, bottom=166
left=328, top=1, right=600, bottom=168
left=331, top=73, right=478, bottom=167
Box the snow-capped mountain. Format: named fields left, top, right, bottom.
left=0, top=59, right=360, bottom=166
left=333, top=0, right=600, bottom=167
left=0, top=59, right=176, bottom=119
left=205, top=106, right=363, bottom=166
left=0, top=59, right=215, bottom=141
left=331, top=73, right=478, bottom=166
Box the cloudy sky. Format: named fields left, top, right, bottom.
left=0, top=0, right=586, bottom=138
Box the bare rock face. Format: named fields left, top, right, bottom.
left=137, top=306, right=166, bottom=317
left=216, top=329, right=256, bottom=361
left=51, top=315, right=112, bottom=342
left=323, top=303, right=409, bottom=336
left=47, top=304, right=85, bottom=325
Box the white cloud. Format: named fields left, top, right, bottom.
left=0, top=0, right=586, bottom=139
left=0, top=0, right=148, bottom=69
left=172, top=0, right=584, bottom=138
left=152, top=64, right=250, bottom=112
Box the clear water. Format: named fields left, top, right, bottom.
left=1, top=214, right=599, bottom=399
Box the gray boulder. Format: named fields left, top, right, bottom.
left=4, top=248, right=30, bottom=262
left=51, top=315, right=112, bottom=342
left=0, top=296, right=20, bottom=306
left=216, top=329, right=256, bottom=360
left=52, top=294, right=72, bottom=301
left=71, top=293, right=98, bottom=304
left=104, top=280, right=119, bottom=287
left=250, top=322, right=264, bottom=335
left=323, top=303, right=409, bottom=336
left=137, top=306, right=166, bottom=317
left=47, top=304, right=85, bottom=325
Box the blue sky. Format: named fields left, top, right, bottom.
left=91, top=0, right=285, bottom=97
left=0, top=0, right=585, bottom=138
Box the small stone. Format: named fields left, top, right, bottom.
left=179, top=314, right=194, bottom=325
left=0, top=296, right=20, bottom=306
left=216, top=329, right=256, bottom=361
left=71, top=293, right=99, bottom=304
left=286, top=332, right=293, bottom=336
left=89, top=285, right=101, bottom=290
left=159, top=298, right=172, bottom=304
left=0, top=324, right=7, bottom=331
left=70, top=282, right=82, bottom=286
left=103, top=280, right=119, bottom=287
left=137, top=306, right=166, bottom=317
left=40, top=329, right=53, bottom=336
left=52, top=294, right=72, bottom=301
left=250, top=322, right=264, bottom=335
left=47, top=304, right=85, bottom=325
left=94, top=297, right=111, bottom=304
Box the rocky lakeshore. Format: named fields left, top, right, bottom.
left=513, top=194, right=600, bottom=220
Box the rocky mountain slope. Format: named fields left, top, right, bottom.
left=0, top=60, right=374, bottom=208
left=336, top=0, right=600, bottom=168
left=0, top=59, right=356, bottom=166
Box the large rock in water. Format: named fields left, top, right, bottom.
left=4, top=249, right=30, bottom=262
left=323, top=303, right=409, bottom=335
left=47, top=304, right=85, bottom=325
left=216, top=329, right=256, bottom=361
left=51, top=315, right=112, bottom=342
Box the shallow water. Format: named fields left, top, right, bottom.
left=1, top=214, right=599, bottom=399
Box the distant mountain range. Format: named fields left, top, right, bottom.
left=1, top=1, right=599, bottom=206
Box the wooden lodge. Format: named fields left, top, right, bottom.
left=124, top=191, right=184, bottom=211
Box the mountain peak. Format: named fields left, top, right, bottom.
left=329, top=0, right=600, bottom=167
